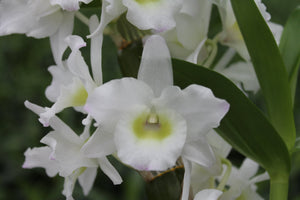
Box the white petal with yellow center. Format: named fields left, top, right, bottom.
left=114, top=106, right=187, bottom=171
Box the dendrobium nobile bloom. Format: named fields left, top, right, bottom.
left=82, top=35, right=230, bottom=200
left=23, top=101, right=122, bottom=200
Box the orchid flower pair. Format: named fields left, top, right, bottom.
left=24, top=34, right=230, bottom=200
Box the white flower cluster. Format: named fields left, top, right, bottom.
left=0, top=0, right=278, bottom=199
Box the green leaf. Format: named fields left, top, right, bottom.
left=231, top=0, right=296, bottom=152
left=279, top=6, right=300, bottom=105
left=172, top=59, right=290, bottom=177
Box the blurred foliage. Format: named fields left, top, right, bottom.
left=0, top=0, right=300, bottom=199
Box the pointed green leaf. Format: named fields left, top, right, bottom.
left=279, top=6, right=300, bottom=105
left=172, top=59, right=290, bottom=176
left=230, top=0, right=296, bottom=152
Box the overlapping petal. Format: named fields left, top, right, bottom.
left=138, top=35, right=173, bottom=97
left=85, top=78, right=154, bottom=132
left=123, top=0, right=183, bottom=31
left=154, top=84, right=230, bottom=140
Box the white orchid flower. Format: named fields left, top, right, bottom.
left=82, top=35, right=229, bottom=200
left=0, top=0, right=95, bottom=65
left=212, top=0, right=283, bottom=61
left=40, top=16, right=102, bottom=126
left=23, top=101, right=122, bottom=200
left=219, top=158, right=269, bottom=200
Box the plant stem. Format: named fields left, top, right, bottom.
left=269, top=175, right=289, bottom=200
left=75, top=12, right=90, bottom=26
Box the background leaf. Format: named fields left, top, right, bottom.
left=279, top=6, right=300, bottom=105
left=172, top=59, right=290, bottom=177
left=231, top=0, right=296, bottom=152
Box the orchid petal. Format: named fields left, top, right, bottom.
left=206, top=130, right=231, bottom=158
left=50, top=12, right=74, bottom=65
left=220, top=61, right=260, bottom=93
left=89, top=15, right=103, bottom=85
left=98, top=157, right=123, bottom=185
left=250, top=171, right=269, bottom=184
left=41, top=131, right=98, bottom=177
left=85, top=78, right=154, bottom=132
left=78, top=167, right=97, bottom=195
left=194, top=189, right=223, bottom=200
left=238, top=158, right=259, bottom=180
left=65, top=35, right=95, bottom=88
left=27, top=8, right=63, bottom=38
left=22, top=147, right=59, bottom=177
left=138, top=35, right=173, bottom=97
left=40, top=77, right=88, bottom=126
left=50, top=0, right=92, bottom=11
left=182, top=138, right=216, bottom=168
left=45, top=63, right=74, bottom=102
left=24, top=101, right=82, bottom=144
left=123, top=0, right=182, bottom=31
left=81, top=127, right=116, bottom=158
left=186, top=38, right=206, bottom=64
left=154, top=85, right=230, bottom=140
left=176, top=0, right=211, bottom=50
left=88, top=0, right=126, bottom=38
left=181, top=158, right=191, bottom=200
left=114, top=106, right=187, bottom=171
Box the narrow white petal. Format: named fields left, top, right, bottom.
left=239, top=158, right=259, bottom=180
left=89, top=15, right=103, bottom=85
left=85, top=78, right=154, bottom=132
left=182, top=138, right=216, bottom=168
left=87, top=0, right=126, bottom=38
left=154, top=85, right=230, bottom=140
left=194, top=189, right=223, bottom=200
left=114, top=106, right=187, bottom=171
left=25, top=100, right=81, bottom=140
left=138, top=35, right=173, bottom=97
left=78, top=167, right=98, bottom=195
left=250, top=171, right=269, bottom=184
left=62, top=171, right=79, bottom=200
left=98, top=157, right=122, bottom=185
left=23, top=147, right=59, bottom=177
left=50, top=12, right=75, bottom=65
left=81, top=127, right=116, bottom=158
left=181, top=158, right=191, bottom=200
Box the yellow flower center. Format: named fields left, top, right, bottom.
left=132, top=111, right=172, bottom=140
left=71, top=85, right=88, bottom=106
